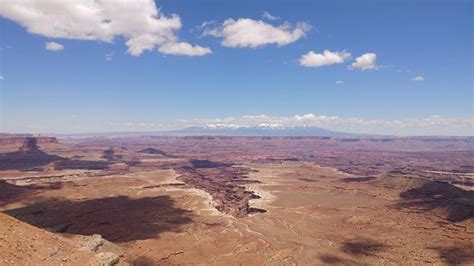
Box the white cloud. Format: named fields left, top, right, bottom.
left=0, top=75, right=4, bottom=80
left=45, top=41, right=64, bottom=51
left=294, top=113, right=317, bottom=121
left=262, top=11, right=280, bottom=21
left=350, top=53, right=378, bottom=70
left=203, top=18, right=310, bottom=48
left=412, top=76, right=424, bottom=81
left=0, top=0, right=210, bottom=56
left=158, top=42, right=212, bottom=56
left=172, top=114, right=474, bottom=136
left=299, top=50, right=351, bottom=67
left=6, top=112, right=472, bottom=135
left=336, top=80, right=344, bottom=85
left=198, top=20, right=217, bottom=30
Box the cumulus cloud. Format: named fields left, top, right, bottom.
left=336, top=80, right=344, bottom=85
left=45, top=41, right=64, bottom=51
left=172, top=114, right=474, bottom=136
left=202, top=18, right=310, bottom=48
left=0, top=0, right=210, bottom=56
left=299, top=50, right=351, bottom=67
left=294, top=113, right=317, bottom=121
left=350, top=53, right=378, bottom=70
left=158, top=42, right=211, bottom=56
left=262, top=11, right=280, bottom=21
left=412, top=76, right=424, bottom=81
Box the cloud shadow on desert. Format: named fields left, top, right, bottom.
left=319, top=238, right=389, bottom=264
left=429, top=244, right=474, bottom=265
left=341, top=238, right=389, bottom=256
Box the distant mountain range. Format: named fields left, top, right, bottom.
left=52, top=125, right=368, bottom=139
left=167, top=125, right=363, bottom=137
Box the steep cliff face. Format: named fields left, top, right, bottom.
left=0, top=135, right=58, bottom=146
left=19, top=137, right=40, bottom=151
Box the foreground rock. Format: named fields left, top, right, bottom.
left=96, top=252, right=120, bottom=266
left=0, top=213, right=92, bottom=264
left=0, top=213, right=128, bottom=265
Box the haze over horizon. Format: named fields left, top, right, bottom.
left=0, top=0, right=472, bottom=136
left=0, top=2, right=474, bottom=264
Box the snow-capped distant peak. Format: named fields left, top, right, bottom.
left=257, top=123, right=285, bottom=129
left=206, top=124, right=244, bottom=129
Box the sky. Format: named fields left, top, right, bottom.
left=0, top=0, right=472, bottom=135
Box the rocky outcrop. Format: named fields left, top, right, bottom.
left=138, top=147, right=175, bottom=157
left=102, top=148, right=123, bottom=161
left=19, top=137, right=40, bottom=151
left=96, top=251, right=120, bottom=266
left=79, top=234, right=106, bottom=252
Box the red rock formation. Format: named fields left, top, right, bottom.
left=19, top=138, right=40, bottom=151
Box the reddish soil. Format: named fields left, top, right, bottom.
left=0, top=136, right=472, bottom=264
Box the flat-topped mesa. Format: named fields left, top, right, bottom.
left=0, top=135, right=58, bottom=146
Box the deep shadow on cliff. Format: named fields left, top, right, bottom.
left=4, top=195, right=194, bottom=243
left=395, top=181, right=474, bottom=222
left=0, top=137, right=63, bottom=171
left=0, top=181, right=64, bottom=207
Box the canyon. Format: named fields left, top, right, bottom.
left=0, top=136, right=473, bottom=265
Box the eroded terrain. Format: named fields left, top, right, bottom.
left=0, top=135, right=473, bottom=265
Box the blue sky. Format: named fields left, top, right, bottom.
left=0, top=0, right=472, bottom=135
